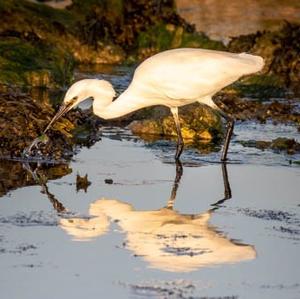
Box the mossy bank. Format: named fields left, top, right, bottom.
left=0, top=0, right=224, bottom=88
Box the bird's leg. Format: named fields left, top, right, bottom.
left=165, top=160, right=183, bottom=209
left=23, top=163, right=67, bottom=213
left=210, top=162, right=232, bottom=208
left=170, top=107, right=184, bottom=161
left=221, top=116, right=234, bottom=162
left=214, top=107, right=235, bottom=162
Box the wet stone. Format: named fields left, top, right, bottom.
left=128, top=103, right=224, bottom=146
left=104, top=179, right=114, bottom=184
left=238, top=138, right=300, bottom=154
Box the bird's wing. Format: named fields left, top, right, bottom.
left=132, top=48, right=263, bottom=101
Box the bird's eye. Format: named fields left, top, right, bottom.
left=70, top=96, right=78, bottom=104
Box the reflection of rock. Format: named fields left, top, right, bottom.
left=76, top=173, right=91, bottom=192
left=128, top=103, right=223, bottom=145
left=0, top=160, right=72, bottom=197
left=60, top=198, right=255, bottom=272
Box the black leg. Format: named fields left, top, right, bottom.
left=171, top=107, right=184, bottom=161
left=221, top=117, right=234, bottom=162
left=211, top=101, right=235, bottom=162
left=210, top=162, right=232, bottom=208
left=166, top=160, right=183, bottom=209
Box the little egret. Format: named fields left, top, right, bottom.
left=45, top=48, right=264, bottom=161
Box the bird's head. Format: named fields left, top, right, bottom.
left=44, top=79, right=115, bottom=132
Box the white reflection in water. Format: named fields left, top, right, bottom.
left=60, top=163, right=256, bottom=272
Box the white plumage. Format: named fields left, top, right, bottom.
left=47, top=48, right=265, bottom=161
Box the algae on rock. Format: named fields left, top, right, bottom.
left=228, top=22, right=300, bottom=96
left=128, top=103, right=223, bottom=145
left=0, top=37, right=75, bottom=88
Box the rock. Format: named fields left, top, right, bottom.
left=135, top=23, right=224, bottom=61
left=238, top=138, right=300, bottom=154
left=0, top=88, right=101, bottom=159
left=228, top=22, right=300, bottom=95
left=214, top=92, right=300, bottom=124
left=0, top=0, right=227, bottom=89
left=104, top=179, right=113, bottom=184
left=128, top=103, right=223, bottom=143
left=271, top=138, right=300, bottom=154
left=0, top=36, right=75, bottom=88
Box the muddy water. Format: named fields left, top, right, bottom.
left=176, top=0, right=300, bottom=42
left=1, top=66, right=300, bottom=298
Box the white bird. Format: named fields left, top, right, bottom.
left=46, top=48, right=264, bottom=161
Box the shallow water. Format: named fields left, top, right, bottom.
left=1, top=65, right=300, bottom=298
left=1, top=128, right=300, bottom=299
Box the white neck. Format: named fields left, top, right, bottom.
left=93, top=87, right=147, bottom=120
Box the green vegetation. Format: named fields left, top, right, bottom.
left=137, top=23, right=224, bottom=52
left=232, top=74, right=286, bottom=98
left=0, top=37, right=74, bottom=87
left=0, top=0, right=299, bottom=95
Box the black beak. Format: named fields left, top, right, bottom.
left=43, top=101, right=73, bottom=133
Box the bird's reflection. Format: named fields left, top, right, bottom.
left=23, top=162, right=67, bottom=213
left=59, top=162, right=256, bottom=272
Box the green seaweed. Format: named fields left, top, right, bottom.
left=137, top=23, right=174, bottom=51
left=180, top=31, right=225, bottom=50
left=233, top=74, right=287, bottom=98
left=0, top=38, right=75, bottom=87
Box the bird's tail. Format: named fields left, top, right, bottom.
left=238, top=53, right=265, bottom=74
